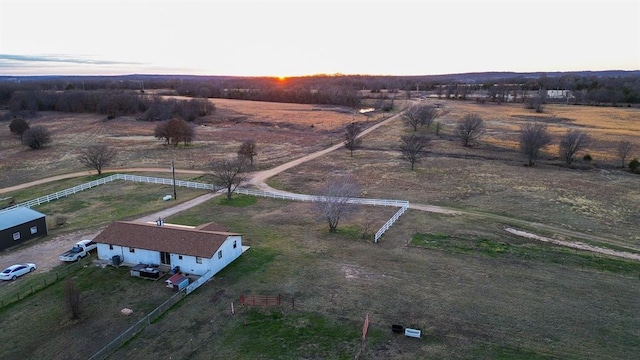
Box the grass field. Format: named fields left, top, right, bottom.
left=116, top=197, right=640, bottom=359
left=1, top=98, right=639, bottom=359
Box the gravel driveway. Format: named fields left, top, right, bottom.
left=0, top=191, right=223, bottom=283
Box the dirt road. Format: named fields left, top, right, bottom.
left=0, top=113, right=401, bottom=274
left=1, top=109, right=638, bottom=277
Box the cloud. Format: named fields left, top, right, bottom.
left=0, top=54, right=144, bottom=66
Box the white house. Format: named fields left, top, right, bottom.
left=547, top=89, right=572, bottom=99
left=93, top=221, right=245, bottom=276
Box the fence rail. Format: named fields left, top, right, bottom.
left=0, top=174, right=219, bottom=214
left=375, top=204, right=409, bottom=242
left=3, top=173, right=410, bottom=359
left=185, top=270, right=213, bottom=295
left=0, top=258, right=90, bottom=310
left=88, top=290, right=184, bottom=360
left=235, top=187, right=409, bottom=208
left=240, top=294, right=281, bottom=307
left=1, top=174, right=409, bottom=241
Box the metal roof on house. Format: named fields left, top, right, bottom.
left=0, top=207, right=46, bottom=231
left=93, top=221, right=241, bottom=258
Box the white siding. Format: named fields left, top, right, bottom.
left=209, top=235, right=243, bottom=275
left=169, top=235, right=243, bottom=276
left=97, top=244, right=160, bottom=265
left=96, top=235, right=243, bottom=276
left=170, top=254, right=209, bottom=276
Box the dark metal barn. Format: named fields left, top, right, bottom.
left=0, top=207, right=47, bottom=251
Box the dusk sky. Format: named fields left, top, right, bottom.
left=1, top=0, right=638, bottom=77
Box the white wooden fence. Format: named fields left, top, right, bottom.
left=0, top=174, right=219, bottom=213
left=1, top=174, right=408, bottom=241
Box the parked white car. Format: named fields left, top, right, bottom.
left=0, top=263, right=36, bottom=281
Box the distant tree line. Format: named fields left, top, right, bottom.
left=1, top=71, right=639, bottom=112
left=3, top=89, right=214, bottom=121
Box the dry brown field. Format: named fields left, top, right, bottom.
left=2, top=98, right=639, bottom=248
left=266, top=99, right=640, bottom=249
left=435, top=100, right=640, bottom=163
left=0, top=98, right=383, bottom=188
left=1, top=98, right=640, bottom=359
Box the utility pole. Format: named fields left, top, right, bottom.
left=171, top=160, right=177, bottom=200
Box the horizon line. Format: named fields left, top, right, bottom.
left=1, top=69, right=639, bottom=79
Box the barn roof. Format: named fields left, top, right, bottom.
left=93, top=221, right=241, bottom=258
left=0, top=207, right=46, bottom=231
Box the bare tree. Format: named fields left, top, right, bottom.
left=525, top=88, right=547, bottom=113
left=399, top=134, right=431, bottom=170
left=22, top=125, right=51, bottom=149
left=455, top=113, right=485, bottom=147
left=316, top=174, right=360, bottom=232
left=237, top=139, right=258, bottom=165
left=519, top=122, right=551, bottom=166
left=402, top=104, right=439, bottom=131
left=78, top=144, right=117, bottom=175
left=154, top=121, right=170, bottom=145
left=9, top=118, right=30, bottom=139
left=617, top=141, right=633, bottom=168
left=209, top=157, right=248, bottom=200
left=344, top=122, right=362, bottom=157
left=402, top=104, right=423, bottom=131
left=559, top=130, right=590, bottom=165
left=65, top=278, right=82, bottom=320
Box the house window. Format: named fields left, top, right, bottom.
left=13, top=232, right=20, bottom=241
left=178, top=255, right=183, bottom=260
left=218, top=250, right=222, bottom=259
left=233, top=240, right=237, bottom=249
left=196, top=257, right=202, bottom=264
left=109, top=244, right=114, bottom=250
left=30, top=226, right=37, bottom=234
left=129, top=248, right=135, bottom=253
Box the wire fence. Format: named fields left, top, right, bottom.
left=185, top=270, right=213, bottom=295
left=2, top=173, right=410, bottom=359
left=88, top=290, right=184, bottom=360
left=0, top=257, right=90, bottom=310
left=90, top=266, right=213, bottom=360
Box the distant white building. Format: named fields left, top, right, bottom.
left=547, top=90, right=572, bottom=99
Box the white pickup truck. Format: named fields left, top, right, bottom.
left=59, top=239, right=97, bottom=262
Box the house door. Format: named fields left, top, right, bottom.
left=160, top=252, right=171, bottom=265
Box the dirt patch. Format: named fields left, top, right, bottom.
left=0, top=229, right=102, bottom=288
left=505, top=227, right=640, bottom=261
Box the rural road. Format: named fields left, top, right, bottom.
left=1, top=110, right=639, bottom=277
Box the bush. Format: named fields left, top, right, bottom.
left=629, top=158, right=640, bottom=173
left=55, top=215, right=69, bottom=227
left=583, top=154, right=592, bottom=162
left=9, top=118, right=30, bottom=137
